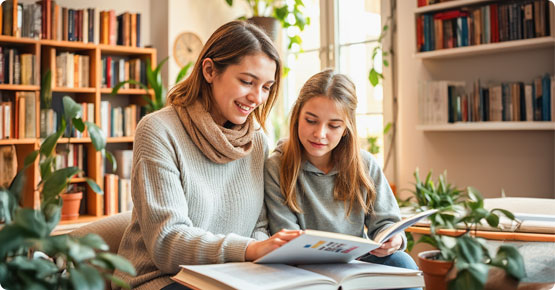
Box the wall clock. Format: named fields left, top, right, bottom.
left=173, top=32, right=203, bottom=67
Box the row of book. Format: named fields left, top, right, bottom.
left=54, top=144, right=86, bottom=178
left=104, top=174, right=133, bottom=215
left=0, top=0, right=142, bottom=47
left=417, top=0, right=551, bottom=52
left=100, top=101, right=143, bottom=138
left=0, top=47, right=36, bottom=85
left=418, top=74, right=554, bottom=124
left=101, top=10, right=142, bottom=47
left=104, top=150, right=133, bottom=215
left=0, top=92, right=36, bottom=139
left=101, top=56, right=146, bottom=89
left=55, top=52, right=90, bottom=88
left=0, top=100, right=143, bottom=140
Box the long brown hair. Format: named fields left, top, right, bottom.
left=167, top=20, right=282, bottom=130
left=280, top=69, right=376, bottom=216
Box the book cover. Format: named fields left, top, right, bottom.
left=255, top=209, right=437, bottom=265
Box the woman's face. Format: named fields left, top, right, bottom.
left=203, top=52, right=276, bottom=125
left=297, top=96, right=347, bottom=169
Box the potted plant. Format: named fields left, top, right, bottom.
left=60, top=184, right=83, bottom=221
left=406, top=169, right=526, bottom=290
left=224, top=0, right=310, bottom=50
left=111, top=58, right=193, bottom=114
left=0, top=96, right=135, bottom=289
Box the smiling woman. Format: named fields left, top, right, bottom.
left=111, top=20, right=304, bottom=290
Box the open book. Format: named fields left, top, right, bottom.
left=255, top=209, right=438, bottom=264
left=172, top=261, right=424, bottom=290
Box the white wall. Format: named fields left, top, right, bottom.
left=164, top=0, right=246, bottom=88
left=395, top=2, right=555, bottom=199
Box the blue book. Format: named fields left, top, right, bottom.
left=542, top=75, right=551, bottom=121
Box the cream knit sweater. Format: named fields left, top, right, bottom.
left=113, top=106, right=269, bottom=289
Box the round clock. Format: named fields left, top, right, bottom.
left=173, top=32, right=203, bottom=67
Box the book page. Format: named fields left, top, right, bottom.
left=255, top=230, right=379, bottom=265
left=373, top=209, right=438, bottom=244
left=298, top=261, right=422, bottom=286
left=176, top=263, right=337, bottom=290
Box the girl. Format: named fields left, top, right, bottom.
left=114, top=21, right=300, bottom=290
left=264, top=69, right=419, bottom=288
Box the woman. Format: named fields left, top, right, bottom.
left=264, top=69, right=420, bottom=290
left=114, top=21, right=300, bottom=289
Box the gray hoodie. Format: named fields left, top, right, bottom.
left=264, top=140, right=406, bottom=248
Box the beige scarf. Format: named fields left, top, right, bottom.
left=173, top=101, right=254, bottom=164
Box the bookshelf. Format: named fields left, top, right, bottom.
left=0, top=37, right=155, bottom=224
left=414, top=0, right=555, bottom=131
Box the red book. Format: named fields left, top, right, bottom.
left=434, top=10, right=468, bottom=21
left=106, top=56, right=112, bottom=88
left=490, top=4, right=498, bottom=43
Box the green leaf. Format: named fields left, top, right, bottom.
left=85, top=121, right=106, bottom=152
left=14, top=208, right=48, bottom=238
left=62, top=96, right=82, bottom=121
left=490, top=245, right=526, bottom=280
left=490, top=208, right=515, bottom=220
left=73, top=118, right=85, bottom=133
left=449, top=264, right=489, bottom=290
left=225, top=0, right=233, bottom=5
left=86, top=178, right=103, bottom=195
left=368, top=68, right=379, bottom=87
left=175, top=61, right=193, bottom=84
left=40, top=70, right=52, bottom=109
left=24, top=150, right=39, bottom=167
left=42, top=202, right=62, bottom=233
left=39, top=156, right=55, bottom=181
left=0, top=225, right=26, bottom=258
left=79, top=233, right=109, bottom=251
left=68, top=238, right=96, bottom=262
left=383, top=59, right=389, bottom=67
left=70, top=265, right=104, bottom=290
left=0, top=189, right=14, bottom=224
left=42, top=167, right=80, bottom=202
left=104, top=273, right=132, bottom=289
left=105, top=150, right=117, bottom=172
left=485, top=213, right=500, bottom=228
left=39, top=129, right=64, bottom=157
left=454, top=235, right=483, bottom=264
left=98, top=252, right=136, bottom=276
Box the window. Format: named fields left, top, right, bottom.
left=280, top=0, right=387, bottom=166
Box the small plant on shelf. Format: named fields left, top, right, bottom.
left=407, top=168, right=526, bottom=290
left=0, top=96, right=135, bottom=289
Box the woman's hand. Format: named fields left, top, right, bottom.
left=370, top=233, right=403, bottom=257
left=245, top=229, right=303, bottom=261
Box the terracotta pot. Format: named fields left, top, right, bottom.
left=248, top=16, right=280, bottom=41
left=418, top=250, right=453, bottom=290
left=61, top=191, right=83, bottom=221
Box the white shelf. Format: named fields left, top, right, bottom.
left=417, top=122, right=555, bottom=131
left=415, top=37, right=555, bottom=60
left=415, top=0, right=496, bottom=14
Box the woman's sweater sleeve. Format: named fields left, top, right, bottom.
left=362, top=151, right=407, bottom=250
left=132, top=116, right=253, bottom=273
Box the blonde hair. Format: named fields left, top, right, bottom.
left=280, top=69, right=376, bottom=216
left=167, top=20, right=282, bottom=130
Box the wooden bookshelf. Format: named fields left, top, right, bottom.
left=0, top=36, right=155, bottom=224
left=414, top=0, right=555, bottom=131
left=417, top=122, right=555, bottom=131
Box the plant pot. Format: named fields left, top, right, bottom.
left=248, top=16, right=280, bottom=41
left=61, top=191, right=83, bottom=221
left=417, top=250, right=453, bottom=290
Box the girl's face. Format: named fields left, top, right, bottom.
left=203, top=52, right=276, bottom=125
left=297, top=96, right=347, bottom=169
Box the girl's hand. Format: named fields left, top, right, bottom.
left=370, top=233, right=403, bottom=257
left=245, top=229, right=303, bottom=261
